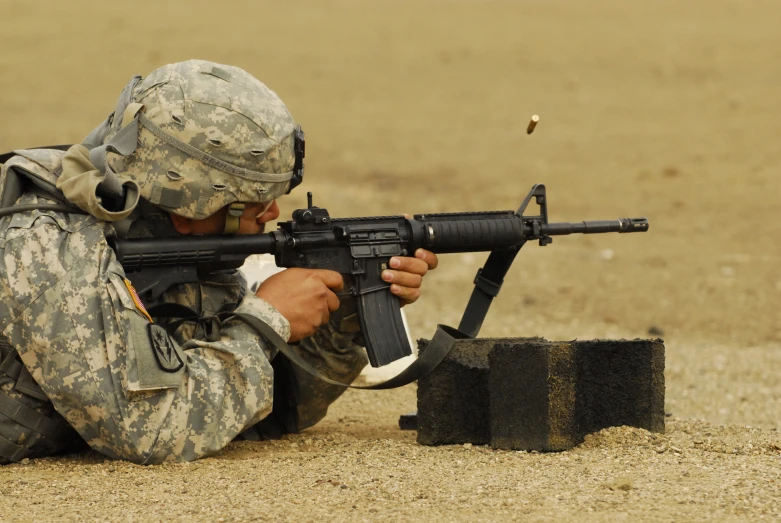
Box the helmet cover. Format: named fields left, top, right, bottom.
left=104, top=60, right=301, bottom=219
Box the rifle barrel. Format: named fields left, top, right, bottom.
left=541, top=218, right=648, bottom=236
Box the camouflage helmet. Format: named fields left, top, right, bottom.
left=85, top=60, right=304, bottom=229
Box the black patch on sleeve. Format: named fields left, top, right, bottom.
left=147, top=324, right=184, bottom=372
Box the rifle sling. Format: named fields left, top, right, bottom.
left=457, top=246, right=522, bottom=337
left=146, top=244, right=517, bottom=390
left=225, top=312, right=469, bottom=390
left=147, top=301, right=468, bottom=390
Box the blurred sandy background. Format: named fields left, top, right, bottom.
left=1, top=0, right=779, bottom=521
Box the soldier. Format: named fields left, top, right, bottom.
left=0, top=60, right=437, bottom=464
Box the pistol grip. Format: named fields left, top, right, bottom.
left=356, top=288, right=412, bottom=367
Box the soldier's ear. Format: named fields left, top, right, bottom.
left=169, top=213, right=194, bottom=234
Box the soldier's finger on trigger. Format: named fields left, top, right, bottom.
left=326, top=289, right=340, bottom=312
left=318, top=270, right=344, bottom=291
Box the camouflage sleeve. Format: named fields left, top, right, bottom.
left=282, top=295, right=369, bottom=431
left=151, top=268, right=291, bottom=346
left=146, top=257, right=364, bottom=435
left=2, top=221, right=284, bottom=464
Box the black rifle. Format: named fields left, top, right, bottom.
left=109, top=184, right=648, bottom=368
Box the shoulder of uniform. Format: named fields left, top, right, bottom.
left=0, top=205, right=112, bottom=330
left=0, top=192, right=109, bottom=249
left=3, top=148, right=67, bottom=186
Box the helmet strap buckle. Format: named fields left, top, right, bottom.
left=223, top=202, right=245, bottom=234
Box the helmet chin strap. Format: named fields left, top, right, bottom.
left=222, top=201, right=272, bottom=235
left=222, top=202, right=246, bottom=234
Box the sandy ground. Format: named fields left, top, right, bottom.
left=1, top=0, right=779, bottom=520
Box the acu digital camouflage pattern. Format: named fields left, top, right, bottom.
left=0, top=60, right=368, bottom=462
left=2, top=148, right=66, bottom=186
left=104, top=59, right=297, bottom=220
left=0, top=187, right=367, bottom=463
left=0, top=332, right=84, bottom=463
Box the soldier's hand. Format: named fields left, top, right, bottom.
left=382, top=248, right=439, bottom=307
left=255, top=268, right=344, bottom=342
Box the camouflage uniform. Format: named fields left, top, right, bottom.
left=0, top=61, right=367, bottom=464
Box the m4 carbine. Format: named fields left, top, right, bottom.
left=109, top=184, right=648, bottom=368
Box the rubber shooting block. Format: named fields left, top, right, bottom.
left=489, top=339, right=665, bottom=451
left=416, top=337, right=494, bottom=445
left=415, top=336, right=546, bottom=446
